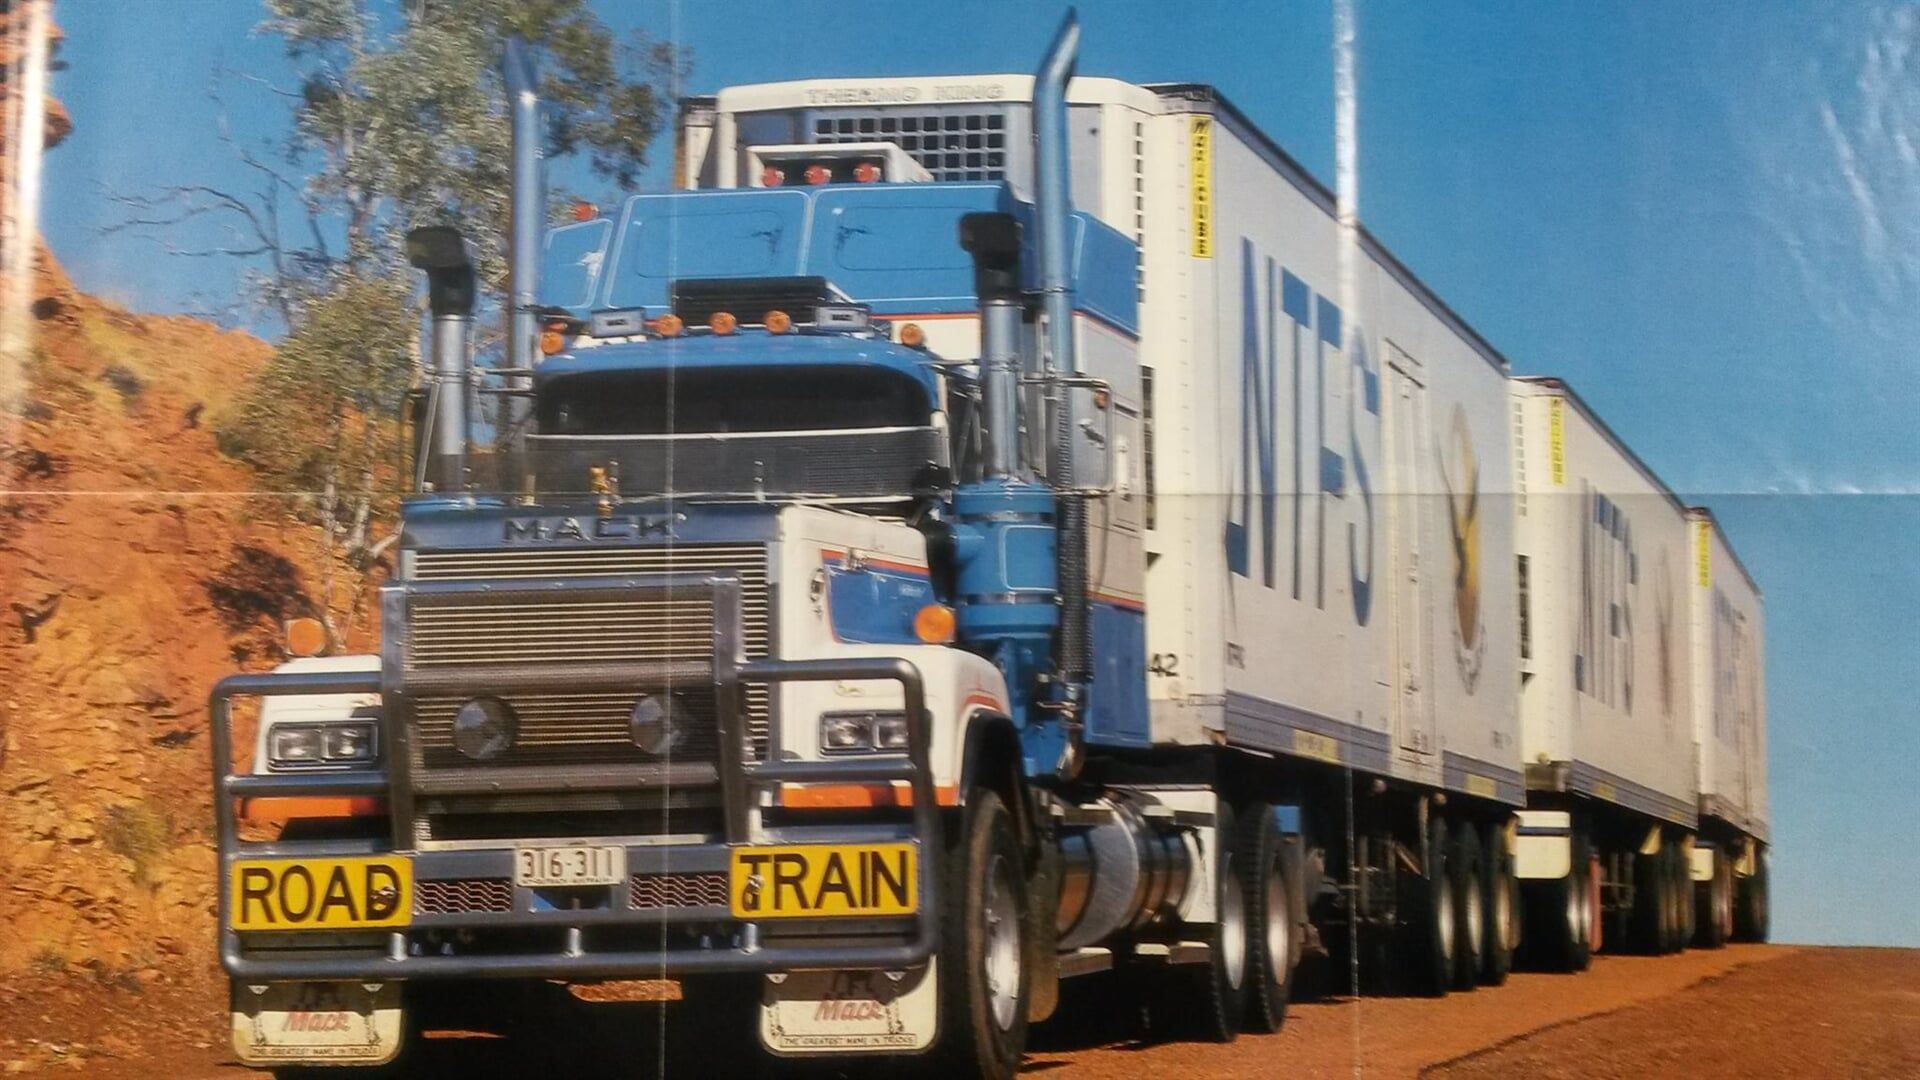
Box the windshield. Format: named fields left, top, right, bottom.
left=537, top=365, right=931, bottom=436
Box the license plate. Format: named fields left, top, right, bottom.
left=514, top=845, right=626, bottom=887
left=729, top=843, right=917, bottom=918
left=231, top=981, right=402, bottom=1066
left=229, top=856, right=411, bottom=931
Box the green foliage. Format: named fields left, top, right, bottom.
left=219, top=268, right=413, bottom=491
left=101, top=800, right=174, bottom=888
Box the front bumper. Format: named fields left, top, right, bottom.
left=210, top=572, right=941, bottom=981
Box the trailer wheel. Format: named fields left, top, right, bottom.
left=1631, top=841, right=1669, bottom=954
left=1521, top=830, right=1587, bottom=973
left=1479, top=820, right=1515, bottom=985
left=1584, top=847, right=1602, bottom=963
left=1696, top=845, right=1732, bottom=949
left=1449, top=821, right=1485, bottom=990
left=939, top=788, right=1030, bottom=1080
left=1735, top=847, right=1770, bottom=943
left=1672, top=839, right=1696, bottom=950
left=1151, top=799, right=1247, bottom=1042
left=1405, top=815, right=1453, bottom=997
left=1236, top=802, right=1296, bottom=1033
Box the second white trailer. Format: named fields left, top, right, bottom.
left=1510, top=376, right=1701, bottom=967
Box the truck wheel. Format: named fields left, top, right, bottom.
left=1631, top=842, right=1667, bottom=954
left=1735, top=847, right=1770, bottom=943
left=1449, top=821, right=1485, bottom=990
left=1479, top=820, right=1515, bottom=985
left=1696, top=845, right=1731, bottom=949
left=1584, top=846, right=1602, bottom=963
left=1405, top=815, right=1453, bottom=997
left=939, top=788, right=1030, bottom=1080
left=1152, top=799, right=1247, bottom=1042
left=1672, top=840, right=1696, bottom=950
left=1236, top=802, right=1296, bottom=1033
left=1519, top=831, right=1586, bottom=973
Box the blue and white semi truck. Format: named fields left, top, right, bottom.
left=212, top=13, right=1767, bottom=1077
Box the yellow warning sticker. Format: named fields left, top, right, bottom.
left=1189, top=116, right=1214, bottom=259
left=1548, top=397, right=1566, bottom=486
left=1696, top=520, right=1712, bottom=587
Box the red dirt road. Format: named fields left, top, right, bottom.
left=1, top=945, right=1914, bottom=1077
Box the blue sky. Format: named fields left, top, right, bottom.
left=42, top=2, right=1919, bottom=947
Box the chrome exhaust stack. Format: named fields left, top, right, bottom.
left=503, top=37, right=544, bottom=439
left=405, top=227, right=477, bottom=492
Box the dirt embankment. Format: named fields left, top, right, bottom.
left=0, top=246, right=368, bottom=981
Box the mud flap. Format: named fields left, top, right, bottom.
left=230, top=980, right=403, bottom=1066
left=759, top=960, right=938, bottom=1055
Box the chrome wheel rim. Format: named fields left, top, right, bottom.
left=1264, top=867, right=1290, bottom=983
left=1437, top=873, right=1456, bottom=963
left=1220, top=853, right=1247, bottom=990
left=983, top=853, right=1022, bottom=1031
left=1566, top=867, right=1583, bottom=946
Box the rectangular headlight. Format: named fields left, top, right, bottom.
left=820, top=713, right=873, bottom=752
left=872, top=714, right=912, bottom=751
left=323, top=722, right=378, bottom=763
left=268, top=726, right=324, bottom=767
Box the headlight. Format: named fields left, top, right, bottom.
left=629, top=694, right=689, bottom=756
left=268, top=720, right=379, bottom=768
left=453, top=697, right=516, bottom=761
left=819, top=711, right=910, bottom=754
left=323, top=722, right=378, bottom=763
left=873, top=714, right=912, bottom=751
left=269, top=726, right=324, bottom=766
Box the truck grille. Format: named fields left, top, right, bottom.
left=406, top=545, right=772, bottom=766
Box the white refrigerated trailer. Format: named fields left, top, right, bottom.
left=683, top=73, right=1528, bottom=997
left=1687, top=507, right=1771, bottom=945
left=1509, top=376, right=1703, bottom=966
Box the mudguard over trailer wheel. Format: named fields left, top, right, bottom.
left=1522, top=831, right=1591, bottom=973
left=1735, top=847, right=1771, bottom=943
left=1404, top=816, right=1455, bottom=997
left=939, top=788, right=1031, bottom=1080
left=1479, top=821, right=1516, bottom=985
left=1236, top=802, right=1297, bottom=1033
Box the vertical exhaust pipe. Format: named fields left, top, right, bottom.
left=1033, top=10, right=1092, bottom=701
left=406, top=228, right=477, bottom=492
left=503, top=37, right=543, bottom=438
left=960, top=213, right=1025, bottom=479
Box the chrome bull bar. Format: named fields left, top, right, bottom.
left=210, top=572, right=940, bottom=980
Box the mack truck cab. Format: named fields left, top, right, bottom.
left=210, top=19, right=1280, bottom=1080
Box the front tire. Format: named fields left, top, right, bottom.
left=939, top=788, right=1030, bottom=1080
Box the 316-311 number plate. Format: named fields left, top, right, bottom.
left=513, top=845, right=625, bottom=888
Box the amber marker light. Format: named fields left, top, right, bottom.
left=913, top=603, right=957, bottom=644
left=764, top=309, right=793, bottom=334
left=760, top=166, right=785, bottom=187
left=709, top=311, right=738, bottom=335
left=804, top=163, right=832, bottom=185
left=651, top=313, right=684, bottom=337
left=570, top=200, right=598, bottom=222
left=899, top=322, right=926, bottom=348
left=854, top=161, right=882, bottom=183
left=539, top=320, right=569, bottom=355
left=284, top=617, right=327, bottom=658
